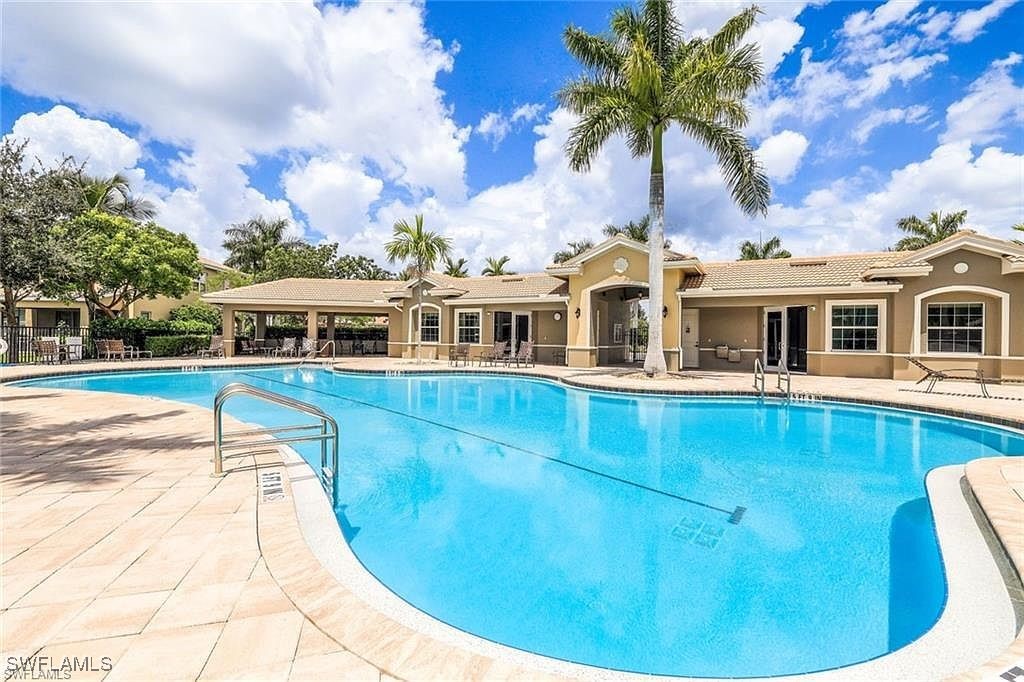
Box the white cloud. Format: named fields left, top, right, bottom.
left=6, top=105, right=142, bottom=177
left=849, top=53, right=948, bottom=106
left=757, top=131, right=810, bottom=182
left=476, top=103, right=545, bottom=150
left=282, top=155, right=384, bottom=238
left=852, top=105, right=930, bottom=143
left=919, top=11, right=953, bottom=40
left=842, top=0, right=921, bottom=38
left=942, top=53, right=1024, bottom=145
left=950, top=0, right=1019, bottom=42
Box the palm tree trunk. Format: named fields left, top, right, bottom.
left=416, top=262, right=423, bottom=364
left=644, top=124, right=667, bottom=377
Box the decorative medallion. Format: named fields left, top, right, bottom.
left=953, top=261, right=969, bottom=274
left=613, top=256, right=629, bottom=273
left=553, top=311, right=562, bottom=321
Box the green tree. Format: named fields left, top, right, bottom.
left=334, top=254, right=394, bottom=280
left=1010, top=223, right=1022, bottom=245
left=602, top=215, right=671, bottom=248
left=442, top=256, right=470, bottom=277
left=206, top=269, right=252, bottom=292
left=0, top=138, right=82, bottom=325
left=739, top=235, right=791, bottom=260
left=258, top=243, right=338, bottom=282
left=383, top=214, right=451, bottom=363
left=169, top=301, right=222, bottom=329
left=78, top=173, right=157, bottom=220
left=893, top=210, right=967, bottom=251
left=54, top=210, right=200, bottom=319
left=222, top=216, right=300, bottom=273
left=560, top=0, right=770, bottom=376
left=481, top=256, right=514, bottom=276
left=552, top=240, right=594, bottom=264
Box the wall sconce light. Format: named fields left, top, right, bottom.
left=662, top=306, right=669, bottom=318
left=809, top=305, right=817, bottom=312
left=574, top=307, right=581, bottom=319
left=553, top=311, right=562, bottom=321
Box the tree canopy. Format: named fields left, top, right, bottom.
left=481, top=256, right=514, bottom=276
left=78, top=173, right=157, bottom=220
left=739, top=235, right=791, bottom=260
left=602, top=216, right=671, bottom=248
left=893, top=210, right=968, bottom=250
left=443, top=256, right=469, bottom=277
left=334, top=254, right=394, bottom=280
left=222, top=216, right=301, bottom=273
left=53, top=210, right=200, bottom=318
left=552, top=240, right=594, bottom=264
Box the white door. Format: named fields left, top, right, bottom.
left=681, top=309, right=700, bottom=368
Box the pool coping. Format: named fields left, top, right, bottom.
left=6, top=362, right=1023, bottom=679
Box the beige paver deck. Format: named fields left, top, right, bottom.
left=2, top=357, right=1022, bottom=680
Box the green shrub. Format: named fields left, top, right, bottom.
left=92, top=317, right=215, bottom=349
left=144, top=334, right=212, bottom=357
left=169, top=302, right=222, bottom=330
left=265, top=324, right=307, bottom=339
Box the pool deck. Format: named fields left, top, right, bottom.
left=2, top=356, right=1023, bottom=680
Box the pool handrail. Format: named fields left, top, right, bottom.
left=213, top=381, right=340, bottom=508
left=753, top=357, right=765, bottom=397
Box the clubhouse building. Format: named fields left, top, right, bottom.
left=204, top=230, right=1024, bottom=381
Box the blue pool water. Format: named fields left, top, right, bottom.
left=17, top=367, right=1024, bottom=677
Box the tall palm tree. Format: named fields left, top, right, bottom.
left=222, top=216, right=301, bottom=274
left=602, top=215, right=672, bottom=248
left=1011, top=222, right=1023, bottom=245
left=553, top=239, right=595, bottom=264
left=384, top=214, right=452, bottom=363
left=739, top=235, right=791, bottom=260
left=893, top=210, right=967, bottom=251
left=481, top=256, right=514, bottom=276
left=442, top=256, right=469, bottom=277
left=78, top=173, right=157, bottom=220
left=560, top=1, right=770, bottom=376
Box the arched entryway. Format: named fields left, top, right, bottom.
left=587, top=282, right=649, bottom=366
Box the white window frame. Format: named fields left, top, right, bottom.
left=925, top=301, right=985, bottom=356
left=825, top=299, right=887, bottom=354
left=408, top=303, right=441, bottom=345
left=455, top=308, right=482, bottom=345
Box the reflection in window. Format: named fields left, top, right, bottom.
left=830, top=305, right=879, bottom=351
left=926, top=303, right=982, bottom=354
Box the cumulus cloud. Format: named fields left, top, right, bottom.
left=950, top=0, right=1019, bottom=42
left=942, top=53, right=1024, bottom=145
left=756, top=131, right=810, bottom=182
left=842, top=0, right=921, bottom=38
left=282, top=155, right=384, bottom=238
left=852, top=105, right=929, bottom=143
left=5, top=105, right=142, bottom=177
left=476, top=103, right=545, bottom=150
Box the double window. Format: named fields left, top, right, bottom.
left=926, top=303, right=983, bottom=354
left=420, top=310, right=439, bottom=343
left=456, top=310, right=481, bottom=344
left=829, top=304, right=880, bottom=351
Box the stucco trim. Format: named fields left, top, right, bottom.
left=911, top=285, right=1010, bottom=357
left=825, top=298, right=888, bottom=354
left=678, top=284, right=903, bottom=297
left=441, top=296, right=569, bottom=305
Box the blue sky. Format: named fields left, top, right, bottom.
left=2, top=0, right=1022, bottom=271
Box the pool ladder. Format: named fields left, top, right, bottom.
left=297, top=340, right=336, bottom=368
left=213, top=382, right=340, bottom=507
left=752, top=357, right=792, bottom=400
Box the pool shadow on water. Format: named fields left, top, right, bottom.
left=337, top=504, right=360, bottom=541
left=888, top=497, right=945, bottom=651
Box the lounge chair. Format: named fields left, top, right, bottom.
left=96, top=339, right=123, bottom=361
left=907, top=357, right=989, bottom=398
left=339, top=340, right=354, bottom=356
left=33, top=338, right=61, bottom=364
left=450, top=343, right=470, bottom=367
left=508, top=341, right=534, bottom=368
left=477, top=341, right=508, bottom=367
left=275, top=337, right=298, bottom=357
left=300, top=337, right=316, bottom=357
left=239, top=338, right=256, bottom=355
left=198, top=335, right=224, bottom=359
left=117, top=339, right=152, bottom=360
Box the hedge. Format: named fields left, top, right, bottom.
left=144, top=334, right=212, bottom=357
left=92, top=317, right=215, bottom=349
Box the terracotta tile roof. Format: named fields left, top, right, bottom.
left=681, top=251, right=906, bottom=291
left=203, top=278, right=398, bottom=304
left=421, top=272, right=568, bottom=299
left=199, top=256, right=235, bottom=272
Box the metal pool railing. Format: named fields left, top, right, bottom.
left=213, top=382, right=340, bottom=508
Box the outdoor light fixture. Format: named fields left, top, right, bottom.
left=553, top=311, right=562, bottom=321
left=662, top=306, right=669, bottom=318
left=574, top=307, right=581, bottom=319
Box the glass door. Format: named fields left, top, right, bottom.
left=513, top=313, right=531, bottom=353
left=786, top=306, right=808, bottom=372
left=764, top=308, right=784, bottom=369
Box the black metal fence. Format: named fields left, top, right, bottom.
left=629, top=326, right=649, bottom=363
left=1, top=325, right=95, bottom=364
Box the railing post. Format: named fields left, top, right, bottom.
left=213, top=400, right=224, bottom=476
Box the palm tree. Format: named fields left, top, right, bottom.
left=1011, top=223, right=1023, bottom=245
left=481, top=256, right=514, bottom=276
left=384, top=214, right=452, bottom=363
left=893, top=210, right=967, bottom=251
left=602, top=215, right=671, bottom=249
left=553, top=240, right=595, bottom=264
left=222, top=216, right=301, bottom=274
left=442, top=256, right=469, bottom=277
left=739, top=235, right=791, bottom=260
left=78, top=173, right=157, bottom=220
left=560, top=1, right=770, bottom=377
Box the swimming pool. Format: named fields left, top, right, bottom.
left=17, top=367, right=1024, bottom=677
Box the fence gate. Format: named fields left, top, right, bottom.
left=628, top=326, right=648, bottom=363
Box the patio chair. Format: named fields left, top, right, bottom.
left=450, top=343, right=471, bottom=367
left=275, top=337, right=298, bottom=357
left=339, top=340, right=354, bottom=356
left=65, top=336, right=83, bottom=362
left=115, top=339, right=153, bottom=360
left=508, top=341, right=534, bottom=368
left=96, top=339, right=126, bottom=361
left=477, top=341, right=508, bottom=367
left=198, top=335, right=224, bottom=359
left=374, top=339, right=387, bottom=354
left=907, top=357, right=989, bottom=398
left=239, top=338, right=256, bottom=355
left=260, top=338, right=280, bottom=356
left=300, top=337, right=316, bottom=357
left=33, top=338, right=61, bottom=364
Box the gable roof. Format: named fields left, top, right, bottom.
left=203, top=278, right=398, bottom=307
left=887, top=229, right=1024, bottom=265
left=410, top=272, right=568, bottom=301
left=546, top=235, right=703, bottom=275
